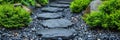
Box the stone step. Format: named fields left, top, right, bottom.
left=37, top=13, right=63, bottom=19
left=36, top=28, right=76, bottom=39
left=40, top=19, right=73, bottom=28
left=57, top=1, right=71, bottom=4
left=50, top=3, right=69, bottom=8
left=41, top=7, right=64, bottom=12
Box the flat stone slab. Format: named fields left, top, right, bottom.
left=50, top=4, right=69, bottom=8
left=57, top=1, right=71, bottom=4
left=37, top=28, right=76, bottom=39
left=40, top=19, right=73, bottom=28
left=37, top=13, right=63, bottom=19
left=41, top=7, right=63, bottom=12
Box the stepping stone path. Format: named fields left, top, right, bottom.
left=1, top=0, right=119, bottom=40
left=37, top=0, right=76, bottom=40
left=37, top=13, right=63, bottom=19
left=50, top=4, right=69, bottom=8
left=57, top=1, right=71, bottom=4
left=40, top=19, right=73, bottom=28
left=37, top=28, right=76, bottom=39
left=41, top=7, right=63, bottom=12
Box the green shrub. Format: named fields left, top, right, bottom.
left=102, top=0, right=109, bottom=1
left=0, top=0, right=21, bottom=4
left=70, top=0, right=91, bottom=13
left=113, top=11, right=120, bottom=30
left=104, top=10, right=120, bottom=30
left=0, top=0, right=36, bottom=6
left=83, top=11, right=105, bottom=27
left=36, top=0, right=48, bottom=5
left=0, top=4, right=32, bottom=28
left=0, top=0, right=48, bottom=6
left=83, top=0, right=120, bottom=30
left=6, top=0, right=20, bottom=3
left=83, top=10, right=120, bottom=30
left=21, top=0, right=36, bottom=6
left=99, top=0, right=120, bottom=14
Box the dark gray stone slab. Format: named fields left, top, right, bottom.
left=49, top=0, right=56, bottom=2
left=37, top=13, right=63, bottom=19
left=50, top=4, right=69, bottom=8
left=41, top=7, right=63, bottom=12
left=37, top=28, right=76, bottom=39
left=57, top=1, right=71, bottom=4
left=40, top=19, right=73, bottom=28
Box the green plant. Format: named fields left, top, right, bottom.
left=70, top=0, right=91, bottom=13
left=0, top=0, right=49, bottom=6
left=83, top=0, right=120, bottom=30
left=0, top=4, right=32, bottom=28
left=99, top=0, right=120, bottom=14
left=83, top=10, right=120, bottom=30
left=102, top=0, right=109, bottom=1
left=21, top=0, right=36, bottom=6
left=0, top=0, right=20, bottom=4
left=36, top=0, right=48, bottom=5
left=83, top=11, right=105, bottom=27
left=103, top=10, right=120, bottom=30
left=0, top=0, right=36, bottom=6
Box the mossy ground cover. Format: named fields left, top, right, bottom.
left=83, top=0, right=120, bottom=30
left=70, top=0, right=91, bottom=13
left=0, top=4, right=32, bottom=28
left=0, top=0, right=48, bottom=6
left=0, top=0, right=48, bottom=28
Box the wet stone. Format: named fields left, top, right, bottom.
left=57, top=1, right=71, bottom=4
left=90, top=0, right=102, bottom=11
left=37, top=28, right=76, bottom=39
left=41, top=7, right=63, bottom=12
left=50, top=4, right=69, bottom=8
left=40, top=19, right=73, bottom=28
left=37, top=13, right=63, bottom=19
left=0, top=31, right=2, bottom=34
left=0, top=35, right=1, bottom=39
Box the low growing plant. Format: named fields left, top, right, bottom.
left=0, top=0, right=36, bottom=6
left=83, top=10, right=120, bottom=30
left=0, top=4, right=32, bottom=28
left=83, top=11, right=105, bottom=27
left=99, top=0, right=120, bottom=14
left=36, top=0, right=48, bottom=6
left=21, top=0, right=36, bottom=6
left=70, top=0, right=91, bottom=13
left=83, top=0, right=120, bottom=30
left=0, top=0, right=48, bottom=6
